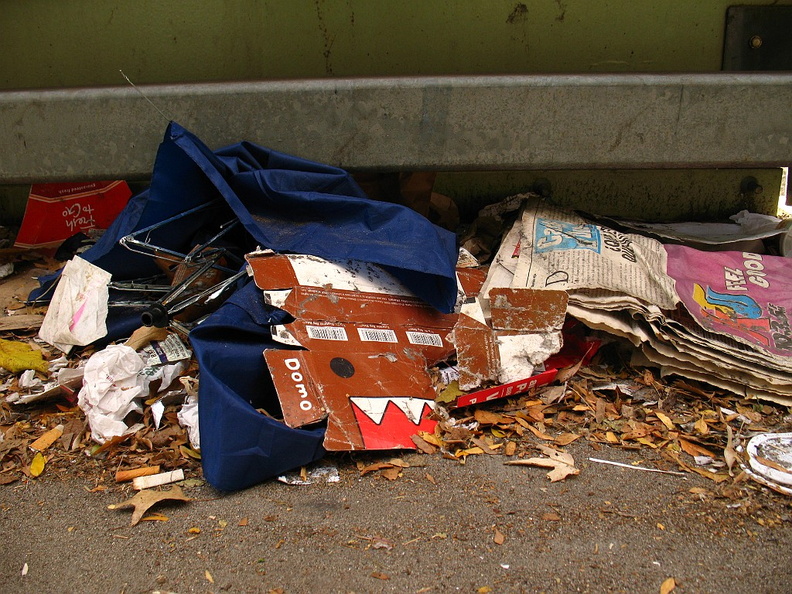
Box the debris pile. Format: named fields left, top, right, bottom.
left=0, top=122, right=791, bottom=505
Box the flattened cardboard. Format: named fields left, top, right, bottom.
left=247, top=251, right=413, bottom=296
left=452, top=313, right=501, bottom=390
left=248, top=251, right=457, bottom=451
left=489, top=288, right=568, bottom=332
left=452, top=289, right=567, bottom=391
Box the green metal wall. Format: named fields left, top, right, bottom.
left=4, top=0, right=791, bottom=90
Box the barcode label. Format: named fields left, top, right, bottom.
left=357, top=328, right=398, bottom=343
left=406, top=331, right=443, bottom=347
left=306, top=325, right=348, bottom=341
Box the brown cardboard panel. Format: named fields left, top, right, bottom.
left=246, top=252, right=300, bottom=290
left=489, top=288, right=568, bottom=332
left=456, top=267, right=488, bottom=299
left=265, top=345, right=439, bottom=450
left=281, top=285, right=456, bottom=334
left=264, top=349, right=327, bottom=428
left=452, top=314, right=501, bottom=390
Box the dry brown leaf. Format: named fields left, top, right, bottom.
left=504, top=445, right=579, bottom=482
left=555, top=354, right=588, bottom=383
left=417, top=431, right=444, bottom=447
left=594, top=398, right=607, bottom=424
left=667, top=452, right=729, bottom=483
left=504, top=441, right=517, bottom=456
left=547, top=463, right=579, bottom=482
left=724, top=425, right=738, bottom=477
left=359, top=462, right=394, bottom=476
left=554, top=432, right=581, bottom=446
left=371, top=572, right=390, bottom=580
left=660, top=577, right=676, bottom=594
left=694, top=417, right=710, bottom=435
left=493, top=527, right=506, bottom=545
left=655, top=411, right=675, bottom=431
left=522, top=405, right=546, bottom=424
left=455, top=446, right=484, bottom=458
left=474, top=409, right=511, bottom=425
left=471, top=437, right=500, bottom=455
left=524, top=423, right=555, bottom=441
left=381, top=466, right=401, bottom=481
left=139, top=513, right=169, bottom=522
left=678, top=438, right=716, bottom=459
left=411, top=434, right=438, bottom=455
left=540, top=384, right=567, bottom=405
left=537, top=444, right=575, bottom=465
left=107, top=485, right=191, bottom=526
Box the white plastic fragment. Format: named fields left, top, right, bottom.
left=746, top=432, right=792, bottom=488
left=177, top=394, right=200, bottom=450
left=18, top=369, right=43, bottom=390
left=588, top=457, right=686, bottom=476
left=277, top=464, right=340, bottom=485
left=151, top=400, right=165, bottom=430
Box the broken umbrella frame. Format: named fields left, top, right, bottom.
left=107, top=199, right=248, bottom=333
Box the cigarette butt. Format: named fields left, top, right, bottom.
left=30, top=425, right=64, bottom=452
left=132, top=469, right=185, bottom=490
left=115, top=465, right=161, bottom=483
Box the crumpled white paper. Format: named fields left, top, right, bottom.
left=39, top=256, right=112, bottom=354
left=78, top=344, right=149, bottom=443
left=177, top=394, right=200, bottom=450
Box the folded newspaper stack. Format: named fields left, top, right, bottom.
left=480, top=196, right=792, bottom=405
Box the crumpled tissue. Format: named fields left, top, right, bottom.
left=78, top=344, right=149, bottom=443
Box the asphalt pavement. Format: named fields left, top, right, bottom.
left=2, top=440, right=790, bottom=594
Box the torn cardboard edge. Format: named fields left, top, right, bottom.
left=452, top=289, right=568, bottom=390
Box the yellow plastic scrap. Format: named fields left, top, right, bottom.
left=0, top=338, right=49, bottom=374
